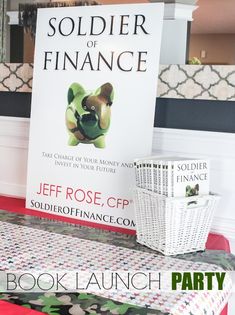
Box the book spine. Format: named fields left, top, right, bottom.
left=151, top=160, right=154, bottom=192
left=134, top=161, right=140, bottom=187
left=170, top=162, right=174, bottom=197
left=159, top=161, right=163, bottom=195
left=162, top=161, right=166, bottom=196
left=166, top=161, right=170, bottom=197
left=146, top=162, right=151, bottom=191
left=153, top=162, right=158, bottom=193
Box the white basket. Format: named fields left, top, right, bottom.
left=133, top=187, right=220, bottom=256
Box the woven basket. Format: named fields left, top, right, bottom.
left=133, top=187, right=220, bottom=255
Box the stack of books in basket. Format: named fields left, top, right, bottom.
left=134, top=156, right=210, bottom=197
left=133, top=156, right=220, bottom=255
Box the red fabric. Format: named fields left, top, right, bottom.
left=220, top=304, right=228, bottom=315
left=0, top=296, right=228, bottom=315
left=206, top=233, right=231, bottom=253
left=0, top=301, right=228, bottom=315
left=0, top=195, right=135, bottom=235
left=205, top=234, right=230, bottom=315
left=0, top=301, right=45, bottom=315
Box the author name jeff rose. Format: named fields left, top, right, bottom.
left=35, top=182, right=130, bottom=210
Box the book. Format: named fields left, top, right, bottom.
left=134, top=156, right=210, bottom=197
left=171, top=158, right=209, bottom=197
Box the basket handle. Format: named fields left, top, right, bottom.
left=187, top=199, right=209, bottom=209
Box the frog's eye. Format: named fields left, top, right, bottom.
left=107, top=101, right=112, bottom=106
left=91, top=106, right=95, bottom=110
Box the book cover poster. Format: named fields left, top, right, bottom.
left=26, top=3, right=164, bottom=232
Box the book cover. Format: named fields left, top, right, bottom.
left=172, top=159, right=209, bottom=197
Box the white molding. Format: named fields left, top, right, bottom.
left=0, top=117, right=29, bottom=199
left=7, top=11, right=19, bottom=25
left=1, top=118, right=235, bottom=242
left=211, top=217, right=235, bottom=242
left=164, top=3, right=197, bottom=21
left=0, top=181, right=26, bottom=199
left=153, top=128, right=235, bottom=159
left=152, top=127, right=235, bottom=242
left=0, top=117, right=30, bottom=149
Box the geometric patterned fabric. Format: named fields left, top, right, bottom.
left=0, top=221, right=232, bottom=315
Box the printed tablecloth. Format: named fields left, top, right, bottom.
left=0, top=213, right=233, bottom=315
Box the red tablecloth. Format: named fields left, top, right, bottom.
left=206, top=233, right=231, bottom=253
left=206, top=233, right=230, bottom=315
left=0, top=301, right=45, bottom=315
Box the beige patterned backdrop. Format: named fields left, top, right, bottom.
left=1, top=63, right=235, bottom=101
left=158, top=65, right=235, bottom=101
left=0, top=63, right=33, bottom=92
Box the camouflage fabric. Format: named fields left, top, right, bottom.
left=0, top=292, right=167, bottom=315
left=0, top=209, right=234, bottom=315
